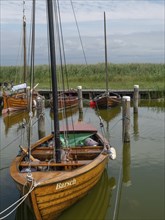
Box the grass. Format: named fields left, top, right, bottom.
left=0, top=63, right=164, bottom=91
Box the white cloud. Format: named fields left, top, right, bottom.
left=1, top=0, right=164, bottom=24
left=0, top=0, right=164, bottom=65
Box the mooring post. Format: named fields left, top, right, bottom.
left=133, top=85, right=139, bottom=114
left=133, top=113, right=139, bottom=141
left=77, top=86, right=83, bottom=114
left=36, top=96, right=46, bottom=138
left=122, top=142, right=131, bottom=186
left=122, top=96, right=130, bottom=142
left=27, top=86, right=30, bottom=111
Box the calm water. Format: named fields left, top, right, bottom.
left=0, top=100, right=164, bottom=220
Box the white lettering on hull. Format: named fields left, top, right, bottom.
left=56, top=178, right=76, bottom=190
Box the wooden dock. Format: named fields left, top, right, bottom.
left=37, top=89, right=164, bottom=100
left=0, top=89, right=164, bottom=107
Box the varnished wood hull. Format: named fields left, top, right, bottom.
left=2, top=93, right=28, bottom=114
left=10, top=122, right=110, bottom=220
left=50, top=96, right=78, bottom=111
left=11, top=152, right=108, bottom=220
left=94, top=93, right=121, bottom=108
left=58, top=96, right=79, bottom=110
left=34, top=157, right=107, bottom=219
left=2, top=92, right=39, bottom=114
left=15, top=169, right=115, bottom=220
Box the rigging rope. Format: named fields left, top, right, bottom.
left=70, top=0, right=87, bottom=65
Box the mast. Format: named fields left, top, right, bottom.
left=104, top=12, right=108, bottom=94
left=23, top=0, right=27, bottom=83
left=28, top=0, right=35, bottom=159
left=47, top=0, right=61, bottom=163
left=30, top=0, right=35, bottom=89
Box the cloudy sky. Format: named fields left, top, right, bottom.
left=0, top=0, right=164, bottom=65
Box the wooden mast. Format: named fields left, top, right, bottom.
left=47, top=0, right=61, bottom=163
left=27, top=0, right=35, bottom=157
left=104, top=12, right=108, bottom=94
left=23, top=0, right=27, bottom=83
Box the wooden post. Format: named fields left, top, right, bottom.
left=77, top=86, right=83, bottom=114
left=37, top=96, right=45, bottom=116
left=133, top=85, right=139, bottom=114
left=26, top=86, right=30, bottom=111
left=36, top=96, right=45, bottom=138
left=133, top=113, right=139, bottom=141
left=122, top=96, right=130, bottom=142
left=122, top=142, right=131, bottom=186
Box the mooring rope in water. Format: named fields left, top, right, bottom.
left=0, top=133, right=23, bottom=152
left=112, top=163, right=123, bottom=220
left=0, top=177, right=38, bottom=219
left=0, top=116, right=28, bottom=152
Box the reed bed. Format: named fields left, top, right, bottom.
left=0, top=63, right=164, bottom=90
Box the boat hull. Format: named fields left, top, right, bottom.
left=2, top=93, right=28, bottom=114
left=50, top=91, right=79, bottom=111
left=95, top=95, right=121, bottom=108
left=11, top=154, right=108, bottom=220
left=2, top=91, right=40, bottom=114
left=58, top=96, right=78, bottom=110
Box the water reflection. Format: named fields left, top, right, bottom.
left=50, top=106, right=78, bottom=121
left=15, top=199, right=35, bottom=220
left=94, top=106, right=121, bottom=141
left=139, top=99, right=164, bottom=112
left=3, top=111, right=29, bottom=136
left=2, top=106, right=78, bottom=137
left=59, top=169, right=116, bottom=220
left=95, top=106, right=121, bottom=123
left=122, top=142, right=131, bottom=186
left=1, top=101, right=164, bottom=220
left=133, top=113, right=139, bottom=140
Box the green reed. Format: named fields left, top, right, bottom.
left=0, top=63, right=164, bottom=90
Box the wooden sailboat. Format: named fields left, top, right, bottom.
left=93, top=12, right=121, bottom=109
left=2, top=88, right=40, bottom=114
left=2, top=2, right=41, bottom=114
left=10, top=2, right=116, bottom=220
left=49, top=89, right=79, bottom=111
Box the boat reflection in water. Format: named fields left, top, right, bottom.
left=15, top=169, right=116, bottom=220
left=94, top=106, right=121, bottom=140
left=3, top=110, right=29, bottom=136
left=95, top=106, right=121, bottom=123
left=2, top=105, right=78, bottom=137
left=50, top=105, right=78, bottom=121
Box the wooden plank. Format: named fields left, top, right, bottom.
left=19, top=160, right=92, bottom=167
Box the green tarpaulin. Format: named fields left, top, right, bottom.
left=60, top=133, right=94, bottom=147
